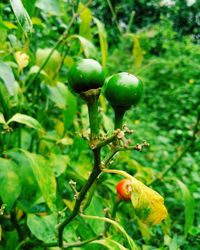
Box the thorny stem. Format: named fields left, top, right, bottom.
left=58, top=149, right=101, bottom=247
left=101, top=141, right=149, bottom=167
left=58, top=88, right=102, bottom=247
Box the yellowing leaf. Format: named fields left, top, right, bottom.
left=133, top=35, right=143, bottom=69
left=2, top=21, right=17, bottom=29
left=78, top=3, right=92, bottom=40
left=130, top=177, right=168, bottom=225
left=14, top=51, right=29, bottom=71
left=93, top=17, right=108, bottom=67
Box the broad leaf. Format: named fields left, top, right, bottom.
left=0, top=61, right=16, bottom=96
left=7, top=113, right=43, bottom=131
left=93, top=17, right=108, bottom=67
left=6, top=150, right=41, bottom=212
left=0, top=158, right=21, bottom=211
left=36, top=0, right=61, bottom=16
left=10, top=0, right=33, bottom=33
left=68, top=35, right=97, bottom=58
left=48, top=153, right=69, bottom=177
left=130, top=177, right=168, bottom=225
left=27, top=214, right=57, bottom=243
left=21, top=151, right=57, bottom=212
left=85, top=196, right=105, bottom=235
left=36, top=48, right=62, bottom=82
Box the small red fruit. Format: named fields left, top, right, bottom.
left=116, top=179, right=132, bottom=200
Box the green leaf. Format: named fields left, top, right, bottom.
left=10, top=0, right=33, bottom=34
left=36, top=0, right=61, bottom=16
left=90, top=238, right=129, bottom=250
left=7, top=113, right=43, bottom=131
left=6, top=150, right=41, bottom=212
left=21, top=151, right=57, bottom=212
left=0, top=113, right=6, bottom=124
left=63, top=86, right=77, bottom=130
left=0, top=61, right=16, bottom=96
left=85, top=196, right=105, bottom=235
left=68, top=35, right=97, bottom=58
left=36, top=48, right=62, bottom=79
left=93, top=17, right=108, bottom=67
left=48, top=153, right=69, bottom=177
left=27, top=214, right=57, bottom=243
left=172, top=178, right=195, bottom=236
left=0, top=158, right=21, bottom=211
left=78, top=2, right=92, bottom=40
left=21, top=0, right=37, bottom=16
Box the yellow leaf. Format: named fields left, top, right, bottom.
left=0, top=224, right=2, bottom=241
left=14, top=51, right=29, bottom=71
left=93, top=17, right=108, bottom=67
left=31, top=17, right=42, bottom=26
left=133, top=35, right=143, bottom=69
left=3, top=21, right=17, bottom=29
left=78, top=3, right=92, bottom=40
left=131, top=177, right=168, bottom=225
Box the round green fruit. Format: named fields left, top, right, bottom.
left=104, top=72, right=143, bottom=108
left=68, top=59, right=104, bottom=93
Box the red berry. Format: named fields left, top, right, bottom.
left=116, top=179, right=132, bottom=200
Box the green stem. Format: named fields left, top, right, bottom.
left=80, top=88, right=101, bottom=142
left=114, top=107, right=127, bottom=130
left=64, top=235, right=102, bottom=249
left=87, top=98, right=99, bottom=141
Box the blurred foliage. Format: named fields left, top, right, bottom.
left=0, top=0, right=200, bottom=249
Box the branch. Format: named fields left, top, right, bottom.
left=63, top=235, right=102, bottom=249
left=58, top=150, right=101, bottom=247
left=101, top=141, right=149, bottom=167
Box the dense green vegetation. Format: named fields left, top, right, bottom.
left=0, top=0, right=199, bottom=249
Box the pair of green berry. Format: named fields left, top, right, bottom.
left=68, top=58, right=143, bottom=127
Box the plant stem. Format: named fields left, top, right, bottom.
left=58, top=88, right=102, bottom=246
left=64, top=234, right=102, bottom=249
left=114, top=107, right=126, bottom=129
left=10, top=210, right=23, bottom=241
left=58, top=149, right=101, bottom=247
left=81, top=88, right=101, bottom=142
left=87, top=97, right=99, bottom=141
